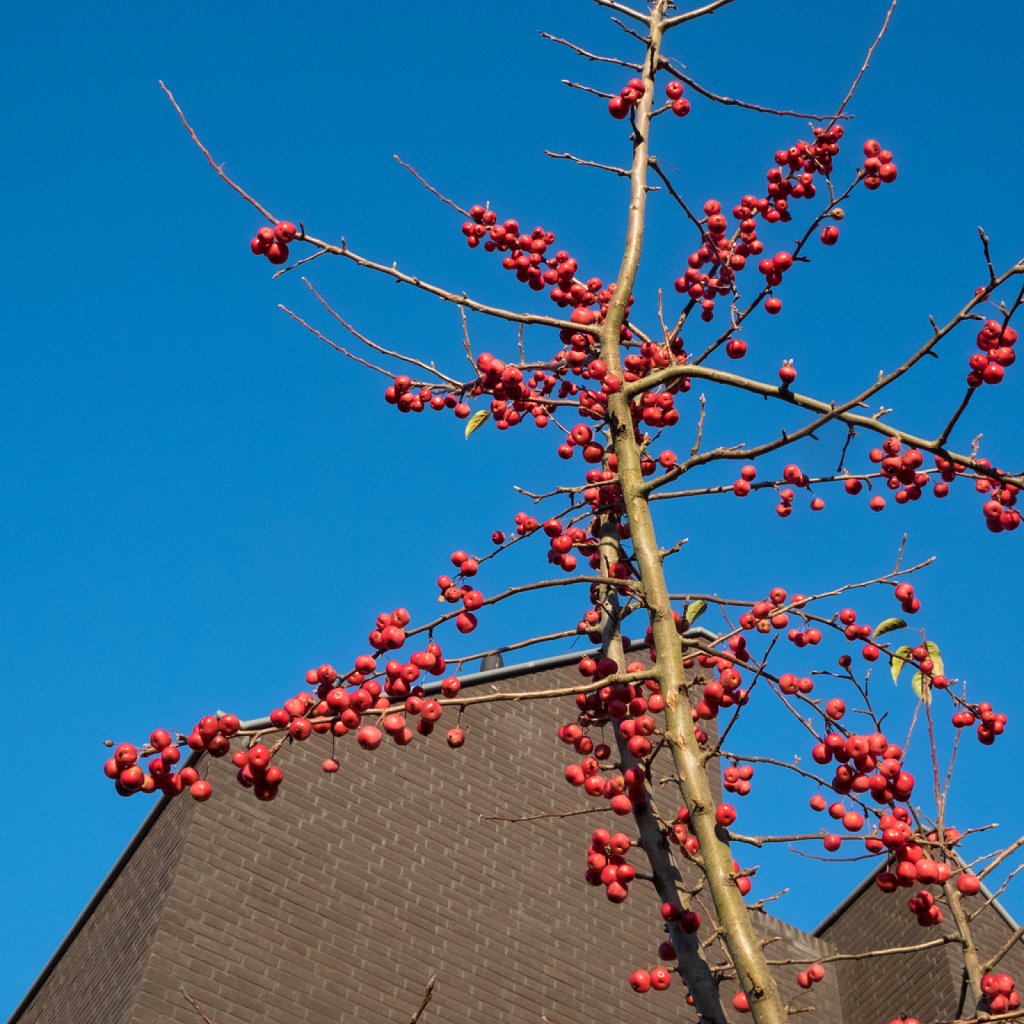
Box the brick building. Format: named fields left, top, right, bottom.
left=9, top=653, right=1023, bottom=1024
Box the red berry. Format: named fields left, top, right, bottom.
left=274, top=221, right=297, bottom=243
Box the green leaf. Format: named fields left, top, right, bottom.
left=910, top=671, right=932, bottom=704
left=873, top=617, right=907, bottom=639
left=890, top=645, right=913, bottom=686
left=685, top=599, right=707, bottom=626
left=464, top=409, right=490, bottom=439
left=925, top=640, right=944, bottom=677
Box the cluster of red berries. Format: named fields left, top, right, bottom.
left=664, top=79, right=691, bottom=117
left=723, top=762, right=754, bottom=796
left=906, top=889, right=943, bottom=927
left=976, top=465, right=1020, bottom=533
left=693, top=666, right=749, bottom=722
left=673, top=199, right=752, bottom=324
left=816, top=799, right=866, bottom=843
left=796, top=962, right=827, bottom=991
left=873, top=818, right=958, bottom=918
left=584, top=827, right=636, bottom=903
left=461, top=207, right=607, bottom=315
left=634, top=388, right=682, bottom=433
left=968, top=318, right=1017, bottom=387
left=628, top=965, right=673, bottom=994
left=673, top=127, right=849, bottom=323
left=385, top=374, right=456, bottom=415
left=476, top=351, right=558, bottom=430
left=667, top=805, right=701, bottom=857
left=738, top=585, right=806, bottom=633
left=952, top=701, right=1008, bottom=745
left=559, top=660, right=667, bottom=814
left=861, top=139, right=898, bottom=190
left=249, top=221, right=297, bottom=265
left=232, top=743, right=283, bottom=801
left=437, top=550, right=483, bottom=633
left=608, top=77, right=648, bottom=121
left=811, top=731, right=914, bottom=804
left=727, top=440, right=1009, bottom=523
left=981, top=972, right=1021, bottom=1014
left=118, top=616, right=469, bottom=801
left=105, top=713, right=243, bottom=802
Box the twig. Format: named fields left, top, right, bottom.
left=181, top=988, right=216, bottom=1024
left=271, top=247, right=327, bottom=279
left=545, top=151, right=640, bottom=181
left=304, top=279, right=463, bottom=386
left=160, top=82, right=276, bottom=223
left=561, top=79, right=615, bottom=100
left=589, top=0, right=651, bottom=25
left=480, top=807, right=609, bottom=823
left=299, top=231, right=598, bottom=337
left=979, top=227, right=998, bottom=285
left=831, top=0, right=898, bottom=121
left=409, top=975, right=437, bottom=1024
left=660, top=62, right=848, bottom=121
left=393, top=156, right=471, bottom=217
left=279, top=306, right=394, bottom=379
left=664, top=0, right=737, bottom=29
left=539, top=31, right=642, bottom=70
left=978, top=834, right=1024, bottom=881
left=983, top=924, right=1024, bottom=974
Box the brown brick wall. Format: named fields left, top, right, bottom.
left=818, top=872, right=1024, bottom=1024
left=15, top=788, right=195, bottom=1024
left=130, top=663, right=714, bottom=1024
left=20, top=660, right=1016, bottom=1024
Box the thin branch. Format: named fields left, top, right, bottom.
left=561, top=79, right=616, bottom=100
left=480, top=807, right=609, bottom=823
left=271, top=246, right=328, bottom=279
left=589, top=0, right=651, bottom=25
left=979, top=835, right=1024, bottom=881
left=181, top=988, right=216, bottom=1024
left=664, top=0, right=737, bottom=29
left=984, top=924, right=1024, bottom=973
left=393, top=156, right=471, bottom=217
left=545, top=150, right=648, bottom=182
left=408, top=975, right=437, bottom=1024
left=450, top=628, right=593, bottom=669
left=934, top=390, right=977, bottom=451
left=831, top=0, right=898, bottom=120
left=160, top=82, right=276, bottom=223
left=979, top=227, right=998, bottom=285
left=303, top=279, right=462, bottom=386
left=278, top=306, right=393, bottom=379
left=299, top=231, right=597, bottom=337
left=648, top=158, right=705, bottom=232
left=766, top=935, right=955, bottom=967
left=539, top=31, right=642, bottom=70
left=660, top=63, right=847, bottom=121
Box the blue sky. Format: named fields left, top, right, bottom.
left=3, top=2, right=1023, bottom=1016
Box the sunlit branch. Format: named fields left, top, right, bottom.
left=658, top=62, right=848, bottom=121
left=392, top=156, right=471, bottom=217
left=663, top=0, right=737, bottom=29
left=831, top=0, right=899, bottom=122
left=539, top=31, right=643, bottom=70
left=302, top=279, right=463, bottom=386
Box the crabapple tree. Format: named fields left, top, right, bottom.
left=109, top=4, right=1024, bottom=1024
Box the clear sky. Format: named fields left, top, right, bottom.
left=3, top=2, right=1023, bottom=1017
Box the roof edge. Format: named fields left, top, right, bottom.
left=9, top=635, right=717, bottom=1023
left=813, top=854, right=1023, bottom=937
